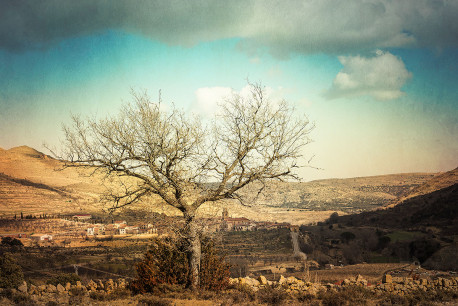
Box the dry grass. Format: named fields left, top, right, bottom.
left=316, top=263, right=407, bottom=284
left=291, top=263, right=408, bottom=284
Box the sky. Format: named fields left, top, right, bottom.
left=0, top=0, right=457, bottom=181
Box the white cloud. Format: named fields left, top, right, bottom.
left=193, top=84, right=281, bottom=117
left=325, top=50, right=412, bottom=101
left=1, top=0, right=457, bottom=56
left=194, top=87, right=234, bottom=117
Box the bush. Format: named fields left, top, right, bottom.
left=199, top=239, right=231, bottom=291
left=130, top=237, right=231, bottom=293
left=328, top=212, right=339, bottom=224
left=89, top=289, right=131, bottom=301
left=319, top=286, right=375, bottom=306
left=256, top=286, right=288, bottom=305
left=227, top=284, right=256, bottom=304
left=47, top=273, right=81, bottom=286
left=409, top=238, right=441, bottom=263
left=1, top=237, right=24, bottom=247
left=137, top=294, right=171, bottom=306
left=0, top=289, right=36, bottom=305
left=340, top=231, right=356, bottom=243
left=0, top=252, right=24, bottom=289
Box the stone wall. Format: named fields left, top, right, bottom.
left=230, top=273, right=458, bottom=296
left=1, top=278, right=128, bottom=297
left=2, top=274, right=457, bottom=301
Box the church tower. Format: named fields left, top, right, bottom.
left=222, top=208, right=228, bottom=220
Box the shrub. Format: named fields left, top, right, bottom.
left=68, top=287, right=88, bottom=305
left=199, top=239, right=231, bottom=291
left=377, top=236, right=391, bottom=250
left=0, top=288, right=36, bottom=305
left=47, top=273, right=81, bottom=286
left=227, top=284, right=256, bottom=303
left=319, top=286, right=375, bottom=306
left=0, top=252, right=24, bottom=289
left=340, top=231, right=356, bottom=243
left=328, top=212, right=339, bottom=224
left=130, top=237, right=230, bottom=293
left=256, top=286, right=288, bottom=305
left=409, top=238, right=441, bottom=263
left=1, top=237, right=24, bottom=247
left=137, top=294, right=171, bottom=306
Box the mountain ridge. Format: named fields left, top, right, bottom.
left=0, top=145, right=452, bottom=219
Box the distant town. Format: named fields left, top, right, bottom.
left=0, top=208, right=297, bottom=245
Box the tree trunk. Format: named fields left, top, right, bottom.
left=184, top=211, right=201, bottom=290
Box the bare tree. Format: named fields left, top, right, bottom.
left=57, top=82, right=313, bottom=288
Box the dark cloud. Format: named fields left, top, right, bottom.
left=0, top=0, right=457, bottom=55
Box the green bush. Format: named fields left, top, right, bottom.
left=0, top=252, right=24, bottom=289
left=130, top=237, right=230, bottom=293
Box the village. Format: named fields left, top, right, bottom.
left=0, top=208, right=297, bottom=245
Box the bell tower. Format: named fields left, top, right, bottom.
left=222, top=208, right=228, bottom=220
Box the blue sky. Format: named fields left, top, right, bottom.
left=0, top=0, right=457, bottom=180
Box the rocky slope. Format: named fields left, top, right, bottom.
left=385, top=167, right=458, bottom=208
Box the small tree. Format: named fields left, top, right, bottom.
left=56, top=82, right=313, bottom=288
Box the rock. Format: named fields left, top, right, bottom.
left=76, top=281, right=83, bottom=288
left=258, top=275, right=268, bottom=285
left=28, top=284, right=37, bottom=295
left=228, top=278, right=238, bottom=286
left=356, top=275, right=367, bottom=286
left=326, top=283, right=335, bottom=289
left=18, top=281, right=27, bottom=293
left=342, top=279, right=351, bottom=286
left=47, top=284, right=57, bottom=293
left=244, top=277, right=260, bottom=287
left=117, top=278, right=126, bottom=289
left=38, top=285, right=47, bottom=292
left=97, top=279, right=105, bottom=289
left=56, top=284, right=65, bottom=293
left=279, top=275, right=286, bottom=285
left=65, top=282, right=71, bottom=290
left=382, top=274, right=392, bottom=284
left=105, top=279, right=115, bottom=293
left=286, top=276, right=298, bottom=284
left=87, top=280, right=97, bottom=291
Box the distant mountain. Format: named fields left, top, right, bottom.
left=385, top=167, right=458, bottom=208
left=237, top=173, right=436, bottom=212
left=338, top=182, right=458, bottom=233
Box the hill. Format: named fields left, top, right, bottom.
left=338, top=183, right=458, bottom=233
left=0, top=145, right=442, bottom=220
left=385, top=167, right=458, bottom=208
left=237, top=172, right=436, bottom=212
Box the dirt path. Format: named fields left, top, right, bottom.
left=290, top=231, right=307, bottom=260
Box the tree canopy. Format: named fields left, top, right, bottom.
left=60, top=83, right=313, bottom=215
